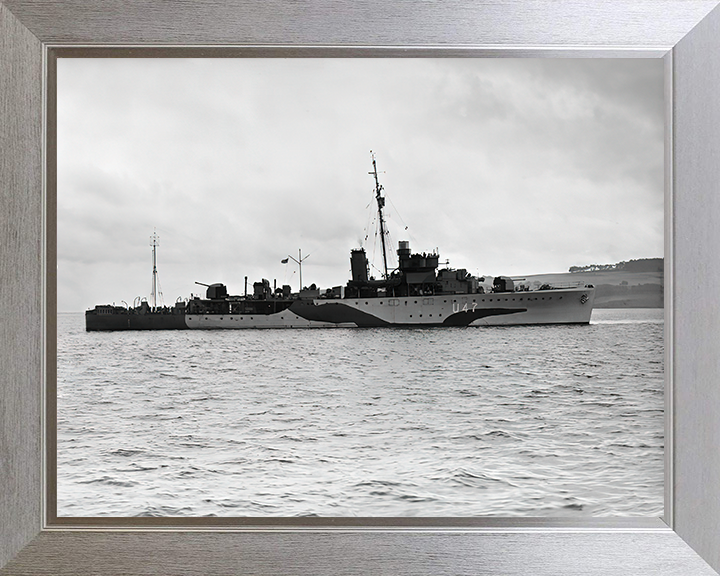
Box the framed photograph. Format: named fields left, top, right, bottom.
left=53, top=55, right=666, bottom=523
left=2, top=2, right=720, bottom=575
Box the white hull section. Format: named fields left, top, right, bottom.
left=184, top=287, right=594, bottom=329
left=185, top=312, right=354, bottom=329
left=319, top=287, right=594, bottom=326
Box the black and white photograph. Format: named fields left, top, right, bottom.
left=57, top=58, right=664, bottom=517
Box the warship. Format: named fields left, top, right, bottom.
left=86, top=156, right=595, bottom=331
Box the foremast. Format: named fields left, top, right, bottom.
left=150, top=230, right=161, bottom=310
left=369, top=152, right=390, bottom=280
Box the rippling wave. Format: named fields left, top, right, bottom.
left=57, top=308, right=664, bottom=517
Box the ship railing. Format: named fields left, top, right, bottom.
left=514, top=281, right=591, bottom=291
left=537, top=281, right=592, bottom=290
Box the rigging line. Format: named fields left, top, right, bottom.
left=386, top=231, right=396, bottom=271
left=363, top=190, right=375, bottom=248
left=385, top=192, right=417, bottom=245
left=378, top=217, right=395, bottom=272
left=369, top=262, right=383, bottom=276
left=156, top=276, right=165, bottom=307
left=371, top=228, right=380, bottom=276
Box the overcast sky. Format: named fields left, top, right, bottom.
left=57, top=58, right=664, bottom=312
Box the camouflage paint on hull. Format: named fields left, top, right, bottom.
left=87, top=286, right=594, bottom=330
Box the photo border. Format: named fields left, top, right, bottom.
left=45, top=45, right=668, bottom=530
left=2, top=2, right=720, bottom=574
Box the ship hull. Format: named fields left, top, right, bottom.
left=85, top=311, right=187, bottom=331
left=86, top=287, right=594, bottom=330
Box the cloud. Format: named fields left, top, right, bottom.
left=57, top=58, right=663, bottom=311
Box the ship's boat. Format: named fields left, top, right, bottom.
left=85, top=155, right=595, bottom=331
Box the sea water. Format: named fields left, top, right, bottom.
left=57, top=308, right=664, bottom=517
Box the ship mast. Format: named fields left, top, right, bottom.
left=150, top=230, right=159, bottom=310
left=283, top=248, right=310, bottom=293
left=369, top=151, right=389, bottom=279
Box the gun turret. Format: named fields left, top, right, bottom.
left=195, top=282, right=227, bottom=299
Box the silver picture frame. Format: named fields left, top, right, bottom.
left=2, top=1, right=720, bottom=574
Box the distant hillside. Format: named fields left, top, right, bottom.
left=569, top=258, right=663, bottom=274
left=517, top=258, right=664, bottom=308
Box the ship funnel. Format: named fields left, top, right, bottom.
left=350, top=248, right=369, bottom=283
left=397, top=240, right=411, bottom=257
